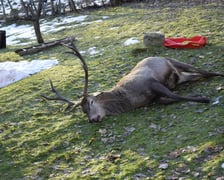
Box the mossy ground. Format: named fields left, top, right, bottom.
left=0, top=2, right=224, bottom=179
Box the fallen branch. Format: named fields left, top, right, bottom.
left=15, top=36, right=75, bottom=56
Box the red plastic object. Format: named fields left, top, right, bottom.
left=164, top=36, right=208, bottom=49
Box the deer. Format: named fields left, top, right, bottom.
left=41, top=42, right=224, bottom=123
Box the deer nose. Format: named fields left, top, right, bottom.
left=89, top=115, right=101, bottom=123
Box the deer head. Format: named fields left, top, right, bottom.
left=41, top=42, right=106, bottom=122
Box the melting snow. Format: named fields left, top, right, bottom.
left=0, top=14, right=111, bottom=46
left=221, top=162, right=224, bottom=169
left=0, top=59, right=58, bottom=88
left=40, top=15, right=88, bottom=33
left=0, top=15, right=88, bottom=46
left=0, top=12, right=109, bottom=87
left=80, top=47, right=104, bottom=56
left=3, top=24, right=36, bottom=46
left=123, top=37, right=140, bottom=46
left=87, top=47, right=104, bottom=55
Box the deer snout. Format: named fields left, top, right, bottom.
left=89, top=115, right=102, bottom=123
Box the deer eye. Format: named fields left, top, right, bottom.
left=90, top=100, right=94, bottom=105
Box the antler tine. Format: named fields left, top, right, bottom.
left=41, top=80, right=77, bottom=111
left=61, top=41, right=89, bottom=97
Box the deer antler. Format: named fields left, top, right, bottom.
left=61, top=41, right=89, bottom=98
left=41, top=40, right=89, bottom=111
left=41, top=80, right=80, bottom=111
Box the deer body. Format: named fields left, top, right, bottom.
left=81, top=57, right=224, bottom=122
left=42, top=43, right=224, bottom=123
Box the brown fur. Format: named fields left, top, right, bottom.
left=82, top=57, right=224, bottom=122
left=43, top=55, right=224, bottom=123
left=99, top=91, right=132, bottom=115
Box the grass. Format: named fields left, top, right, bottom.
left=0, top=2, right=224, bottom=179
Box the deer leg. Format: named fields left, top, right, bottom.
left=168, top=58, right=224, bottom=83
left=156, top=97, right=180, bottom=105
left=150, top=79, right=210, bottom=103
left=178, top=70, right=224, bottom=84
left=178, top=72, right=207, bottom=84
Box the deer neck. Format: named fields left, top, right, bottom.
left=96, top=89, right=131, bottom=116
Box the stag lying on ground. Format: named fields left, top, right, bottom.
left=42, top=42, right=224, bottom=123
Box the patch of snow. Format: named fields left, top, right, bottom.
left=81, top=47, right=104, bottom=56
left=109, top=26, right=119, bottom=30
left=0, top=59, right=58, bottom=88
left=80, top=19, right=105, bottom=27
left=87, top=47, right=103, bottom=55
left=3, top=23, right=35, bottom=45
left=212, top=95, right=224, bottom=105
left=41, top=15, right=88, bottom=28
left=42, top=26, right=67, bottom=34
left=123, top=37, right=140, bottom=46
left=102, top=16, right=109, bottom=19
left=1, top=15, right=88, bottom=46
left=0, top=14, right=111, bottom=46
left=221, top=162, right=224, bottom=169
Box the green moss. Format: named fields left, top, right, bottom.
left=0, top=51, right=23, bottom=62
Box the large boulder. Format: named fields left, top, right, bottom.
left=143, top=32, right=165, bottom=49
